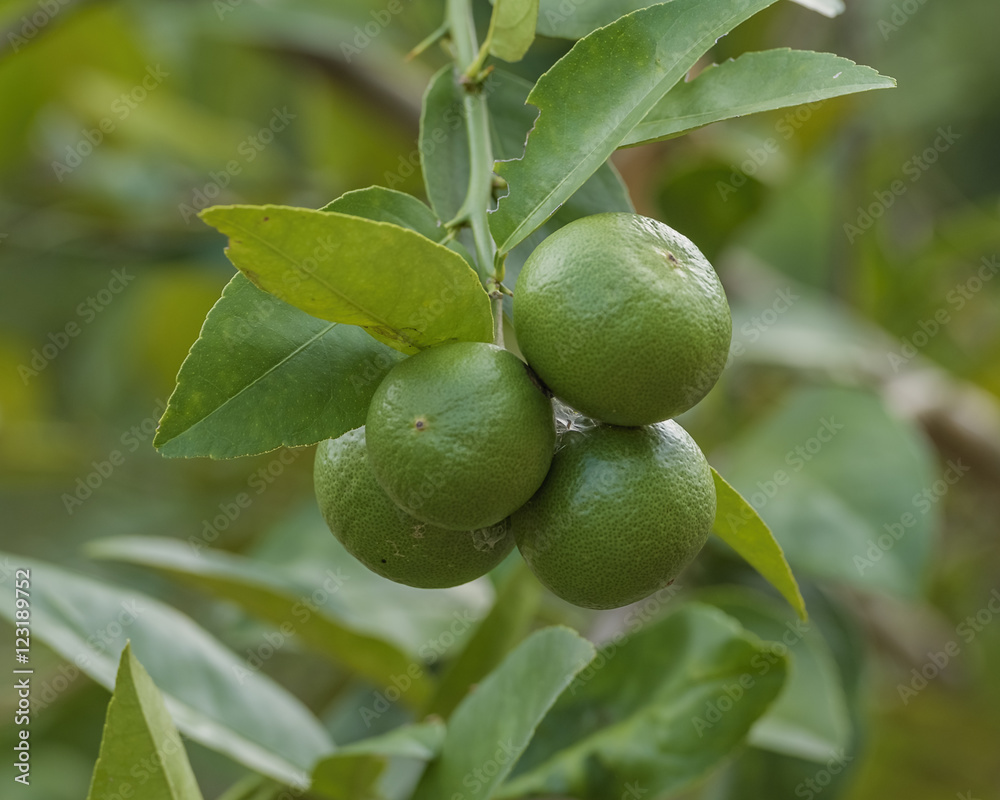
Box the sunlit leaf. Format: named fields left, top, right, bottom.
left=86, top=644, right=204, bottom=800
left=490, top=0, right=778, bottom=254
left=200, top=205, right=492, bottom=354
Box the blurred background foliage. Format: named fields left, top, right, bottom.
left=1, top=0, right=998, bottom=798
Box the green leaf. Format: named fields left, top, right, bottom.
left=154, top=273, right=404, bottom=459
left=716, top=386, right=939, bottom=598
left=486, top=69, right=633, bottom=285
left=320, top=186, right=476, bottom=269
left=86, top=644, right=204, bottom=800
left=711, top=467, right=807, bottom=621
left=499, top=604, right=789, bottom=800
left=536, top=0, right=652, bottom=39
left=490, top=0, right=778, bottom=254
left=411, top=627, right=595, bottom=800
left=624, top=49, right=895, bottom=147
left=320, top=187, right=445, bottom=240
left=419, top=67, right=470, bottom=225
left=310, top=722, right=445, bottom=800
left=0, top=553, right=334, bottom=787
left=88, top=536, right=433, bottom=709
left=485, top=0, right=539, bottom=63
left=422, top=562, right=541, bottom=718
left=200, top=204, right=493, bottom=354
left=536, top=0, right=843, bottom=40
left=698, top=587, right=850, bottom=763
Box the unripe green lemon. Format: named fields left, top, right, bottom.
left=512, top=420, right=715, bottom=609
left=366, top=341, right=556, bottom=531
left=314, top=428, right=513, bottom=588
left=514, top=213, right=732, bottom=425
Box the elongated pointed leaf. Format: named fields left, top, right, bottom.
left=499, top=604, right=789, bottom=799
left=0, top=553, right=334, bottom=786
left=88, top=536, right=433, bottom=708
left=411, top=627, right=595, bottom=800
left=200, top=205, right=493, bottom=353
left=422, top=562, right=541, bottom=718
left=624, top=49, right=895, bottom=146
left=490, top=0, right=779, bottom=254
left=486, top=0, right=539, bottom=63
left=419, top=67, right=470, bottom=225
left=712, top=467, right=807, bottom=621
left=310, top=722, right=445, bottom=800
left=536, top=0, right=842, bottom=39
left=154, top=274, right=404, bottom=459
left=86, top=644, right=204, bottom=800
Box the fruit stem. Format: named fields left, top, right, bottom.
left=489, top=285, right=504, bottom=347
left=445, top=0, right=499, bottom=286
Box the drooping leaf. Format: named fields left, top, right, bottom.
left=200, top=205, right=493, bottom=354
left=310, top=722, right=446, bottom=800
left=0, top=553, right=334, bottom=787
left=419, top=67, right=470, bottom=225
left=499, top=604, right=788, bottom=800
left=86, top=644, right=204, bottom=800
left=711, top=467, right=807, bottom=621
left=490, top=0, right=779, bottom=254
left=717, top=386, right=939, bottom=598
left=624, top=49, right=895, bottom=146
left=154, top=273, right=404, bottom=459
left=485, top=0, right=539, bottom=63
left=698, top=587, right=850, bottom=763
left=88, top=536, right=433, bottom=708
left=422, top=562, right=541, bottom=718
left=411, top=627, right=595, bottom=800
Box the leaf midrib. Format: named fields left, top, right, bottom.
left=222, top=213, right=421, bottom=349
left=161, top=322, right=338, bottom=452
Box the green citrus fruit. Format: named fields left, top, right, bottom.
left=314, top=427, right=513, bottom=588
left=514, top=212, right=732, bottom=425
left=512, top=420, right=715, bottom=609
left=366, top=341, right=555, bottom=531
